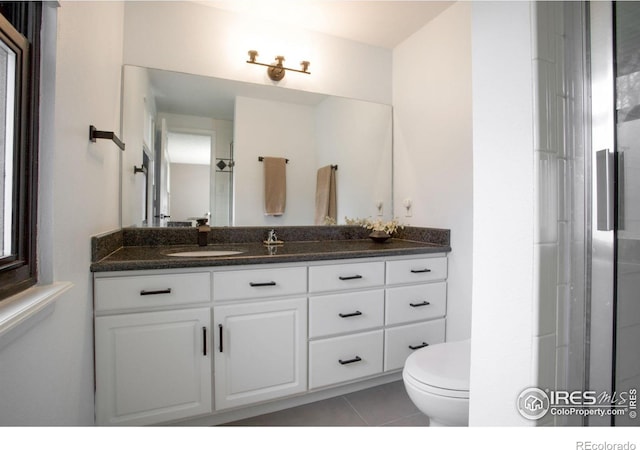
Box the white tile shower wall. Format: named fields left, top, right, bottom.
left=533, top=243, right=559, bottom=337
left=563, top=5, right=589, bottom=416
left=532, top=2, right=588, bottom=427
left=534, top=151, right=559, bottom=244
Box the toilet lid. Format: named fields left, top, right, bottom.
left=404, top=340, right=470, bottom=392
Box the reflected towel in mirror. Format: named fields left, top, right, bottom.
left=263, top=157, right=287, bottom=216
left=315, top=165, right=337, bottom=225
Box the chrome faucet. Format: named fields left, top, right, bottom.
left=196, top=218, right=210, bottom=247
left=266, top=229, right=278, bottom=244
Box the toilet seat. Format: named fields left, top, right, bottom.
left=404, top=371, right=469, bottom=399
left=403, top=340, right=470, bottom=398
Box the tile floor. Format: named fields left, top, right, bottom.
left=221, top=380, right=429, bottom=426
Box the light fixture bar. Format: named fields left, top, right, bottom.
left=246, top=50, right=310, bottom=81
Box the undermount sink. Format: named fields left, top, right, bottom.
left=166, top=250, right=245, bottom=257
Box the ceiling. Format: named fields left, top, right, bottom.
left=197, top=0, right=454, bottom=49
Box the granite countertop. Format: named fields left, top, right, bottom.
left=90, top=226, right=451, bottom=272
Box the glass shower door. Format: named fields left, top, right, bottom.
left=613, top=0, right=640, bottom=427
left=589, top=1, right=640, bottom=426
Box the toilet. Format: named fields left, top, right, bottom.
left=402, top=339, right=471, bottom=426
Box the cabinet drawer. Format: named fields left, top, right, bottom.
left=386, top=257, right=447, bottom=285
left=385, top=282, right=447, bottom=325
left=309, top=261, right=384, bottom=293
left=309, top=330, right=383, bottom=389
left=94, top=272, right=211, bottom=313
left=309, top=290, right=384, bottom=338
left=213, top=267, right=307, bottom=301
left=384, top=319, right=445, bottom=372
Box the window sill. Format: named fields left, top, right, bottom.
left=0, top=282, right=73, bottom=342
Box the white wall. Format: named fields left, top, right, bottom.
left=0, top=1, right=124, bottom=425
left=315, top=97, right=392, bottom=222
left=392, top=2, right=473, bottom=342
left=122, top=1, right=392, bottom=104
left=121, top=65, right=155, bottom=226
left=234, top=96, right=317, bottom=226
left=170, top=163, right=210, bottom=221
left=469, top=1, right=535, bottom=426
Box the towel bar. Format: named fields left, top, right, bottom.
left=89, top=125, right=125, bottom=151
left=258, top=156, right=289, bottom=163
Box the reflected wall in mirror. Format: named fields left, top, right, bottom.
left=121, top=65, right=392, bottom=227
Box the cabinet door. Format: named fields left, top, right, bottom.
left=214, top=298, right=307, bottom=410
left=95, top=308, right=212, bottom=426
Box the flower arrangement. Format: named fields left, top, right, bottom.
left=323, top=216, right=337, bottom=225
left=345, top=217, right=404, bottom=235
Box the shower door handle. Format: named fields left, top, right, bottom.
left=596, top=149, right=615, bottom=231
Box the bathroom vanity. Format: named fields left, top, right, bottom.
left=90, top=226, right=450, bottom=426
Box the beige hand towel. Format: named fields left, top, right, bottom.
left=263, top=157, right=287, bottom=216
left=315, top=165, right=337, bottom=225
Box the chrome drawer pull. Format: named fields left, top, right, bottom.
left=409, top=342, right=429, bottom=350
left=338, top=275, right=363, bottom=281
left=409, top=301, right=431, bottom=307
left=338, top=311, right=362, bottom=318
left=339, top=356, right=362, bottom=365
left=140, top=288, right=172, bottom=296
left=249, top=281, right=277, bottom=287
left=410, top=269, right=431, bottom=274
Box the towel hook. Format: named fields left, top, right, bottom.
left=133, top=165, right=147, bottom=175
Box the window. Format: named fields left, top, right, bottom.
left=0, top=3, right=41, bottom=301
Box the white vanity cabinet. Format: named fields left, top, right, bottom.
left=383, top=257, right=448, bottom=371
left=212, top=267, right=308, bottom=410
left=308, top=261, right=386, bottom=389
left=93, top=271, right=212, bottom=426
left=307, top=256, right=448, bottom=389
left=92, top=252, right=449, bottom=425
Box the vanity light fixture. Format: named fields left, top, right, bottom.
left=247, top=50, right=310, bottom=81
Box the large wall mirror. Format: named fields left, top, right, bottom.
left=121, top=65, right=393, bottom=227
